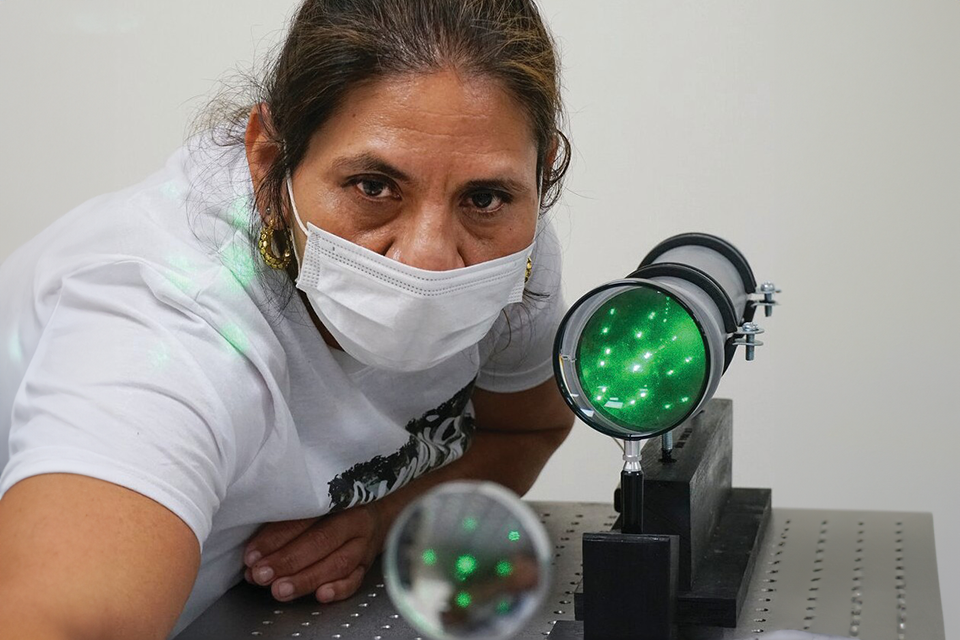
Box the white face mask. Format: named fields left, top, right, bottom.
left=286, top=176, right=537, bottom=372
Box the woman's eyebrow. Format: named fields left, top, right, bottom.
left=332, top=152, right=414, bottom=184
left=461, top=178, right=531, bottom=195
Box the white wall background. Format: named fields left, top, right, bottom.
left=1, top=0, right=957, bottom=635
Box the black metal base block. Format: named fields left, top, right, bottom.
left=576, top=488, right=771, bottom=628
left=615, top=400, right=735, bottom=592
left=583, top=399, right=773, bottom=628
left=677, top=487, right=771, bottom=627
left=582, top=531, right=679, bottom=640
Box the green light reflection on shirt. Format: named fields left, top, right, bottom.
left=220, top=244, right=257, bottom=291
left=149, top=341, right=172, bottom=371
left=220, top=323, right=250, bottom=356
left=8, top=331, right=23, bottom=364
left=576, top=287, right=707, bottom=434
left=160, top=180, right=185, bottom=202
left=228, top=195, right=253, bottom=231
left=165, top=254, right=198, bottom=295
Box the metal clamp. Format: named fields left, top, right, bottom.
left=733, top=322, right=765, bottom=361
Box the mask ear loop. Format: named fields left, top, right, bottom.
left=285, top=171, right=309, bottom=273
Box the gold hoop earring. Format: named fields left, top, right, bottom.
left=525, top=257, right=533, bottom=284
left=258, top=209, right=293, bottom=270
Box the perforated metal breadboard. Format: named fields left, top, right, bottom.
left=177, top=503, right=944, bottom=640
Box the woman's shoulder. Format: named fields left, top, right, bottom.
left=3, top=136, right=271, bottom=315
left=0, top=137, right=292, bottom=395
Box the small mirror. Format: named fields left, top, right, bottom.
left=384, top=482, right=552, bottom=640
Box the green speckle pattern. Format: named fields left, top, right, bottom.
left=575, top=287, right=707, bottom=434
left=421, top=549, right=437, bottom=566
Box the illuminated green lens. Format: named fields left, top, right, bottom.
left=575, top=286, right=707, bottom=434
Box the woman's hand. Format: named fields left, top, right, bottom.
left=243, top=502, right=386, bottom=603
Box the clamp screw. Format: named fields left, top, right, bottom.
left=758, top=281, right=781, bottom=317
left=734, top=322, right=765, bottom=361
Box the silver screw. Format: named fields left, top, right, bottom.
left=742, top=322, right=759, bottom=361
left=661, top=430, right=675, bottom=462
left=760, top=282, right=777, bottom=317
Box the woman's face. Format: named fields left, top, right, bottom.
left=256, top=69, right=541, bottom=271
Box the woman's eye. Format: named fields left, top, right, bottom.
left=354, top=179, right=394, bottom=199
left=466, top=190, right=507, bottom=213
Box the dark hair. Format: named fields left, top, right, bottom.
left=200, top=0, right=569, bottom=305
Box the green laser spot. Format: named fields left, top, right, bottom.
left=228, top=195, right=254, bottom=231
left=220, top=323, right=250, bottom=356
left=164, top=254, right=200, bottom=295
left=148, top=341, right=172, bottom=370
left=462, top=517, right=478, bottom=532
left=160, top=180, right=185, bottom=201
left=220, top=244, right=258, bottom=291
left=455, top=554, right=477, bottom=580
left=508, top=530, right=521, bottom=542
left=422, top=549, right=437, bottom=566
left=8, top=332, right=23, bottom=364
left=497, top=599, right=511, bottom=614
left=496, top=560, right=513, bottom=577
left=456, top=591, right=472, bottom=608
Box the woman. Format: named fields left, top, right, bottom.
left=0, top=0, right=573, bottom=638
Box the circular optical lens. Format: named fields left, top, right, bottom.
left=384, top=482, right=551, bottom=640
left=574, top=285, right=708, bottom=434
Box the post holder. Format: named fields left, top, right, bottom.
left=559, top=399, right=772, bottom=639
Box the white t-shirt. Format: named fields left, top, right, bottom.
left=0, top=135, right=565, bottom=637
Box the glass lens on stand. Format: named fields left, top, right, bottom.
left=555, top=280, right=712, bottom=439
left=384, top=482, right=552, bottom=640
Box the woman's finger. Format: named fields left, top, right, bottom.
left=315, top=565, right=366, bottom=604
left=245, top=517, right=317, bottom=568
left=252, top=515, right=356, bottom=586
left=269, top=538, right=367, bottom=602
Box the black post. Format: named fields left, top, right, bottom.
left=621, top=439, right=644, bottom=534
left=620, top=468, right=644, bottom=534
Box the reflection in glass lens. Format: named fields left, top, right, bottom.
left=384, top=482, right=551, bottom=640
left=575, top=286, right=708, bottom=434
